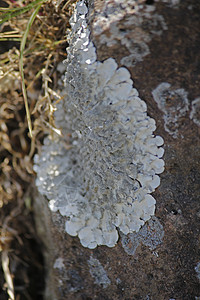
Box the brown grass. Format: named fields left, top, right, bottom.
left=0, top=0, right=76, bottom=298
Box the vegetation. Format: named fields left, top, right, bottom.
left=0, top=0, right=75, bottom=298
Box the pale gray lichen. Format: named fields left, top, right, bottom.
left=53, top=257, right=65, bottom=270
left=152, top=82, right=189, bottom=138
left=154, top=0, right=180, bottom=7
left=120, top=11, right=168, bottom=67
left=190, top=97, right=200, bottom=127
left=92, top=1, right=144, bottom=36
left=87, top=256, right=111, bottom=288
left=195, top=262, right=200, bottom=281
left=120, top=216, right=164, bottom=255
left=34, top=1, right=164, bottom=249
left=91, top=1, right=168, bottom=67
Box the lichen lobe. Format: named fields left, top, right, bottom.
left=34, top=1, right=164, bottom=249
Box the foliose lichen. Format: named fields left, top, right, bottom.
left=34, top=1, right=164, bottom=249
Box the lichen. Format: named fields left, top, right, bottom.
left=53, top=257, right=65, bottom=270
left=195, top=262, right=200, bottom=281
left=67, top=269, right=84, bottom=292
left=87, top=256, right=111, bottom=289
left=190, top=97, right=200, bottom=127
left=91, top=1, right=168, bottom=67
left=120, top=11, right=167, bottom=67
left=34, top=1, right=164, bottom=249
left=152, top=82, right=189, bottom=138
left=154, top=0, right=180, bottom=7
left=120, top=216, right=164, bottom=255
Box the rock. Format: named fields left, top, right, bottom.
left=33, top=1, right=200, bottom=299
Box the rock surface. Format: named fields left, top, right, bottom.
left=33, top=1, right=200, bottom=299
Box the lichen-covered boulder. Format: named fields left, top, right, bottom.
left=34, top=1, right=164, bottom=249
left=33, top=1, right=200, bottom=299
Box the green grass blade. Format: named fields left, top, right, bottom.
left=0, top=38, right=21, bottom=42
left=19, top=2, right=45, bottom=138
left=0, top=0, right=46, bottom=25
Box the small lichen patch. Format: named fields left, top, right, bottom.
left=87, top=256, right=111, bottom=289
left=154, top=0, right=180, bottom=7
left=91, top=1, right=168, bottom=67
left=190, top=97, right=200, bottom=127
left=120, top=11, right=168, bottom=67
left=152, top=82, right=189, bottom=138
left=195, top=262, right=200, bottom=281
left=53, top=257, right=65, bottom=270
left=34, top=1, right=164, bottom=249
left=121, top=216, right=164, bottom=255
left=67, top=269, right=84, bottom=292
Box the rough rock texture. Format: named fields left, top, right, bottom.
left=33, top=0, right=200, bottom=299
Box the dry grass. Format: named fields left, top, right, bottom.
left=0, top=0, right=76, bottom=298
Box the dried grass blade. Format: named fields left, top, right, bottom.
left=19, top=2, right=45, bottom=138
left=2, top=250, right=15, bottom=300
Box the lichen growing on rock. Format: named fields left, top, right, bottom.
left=91, top=1, right=168, bottom=67
left=34, top=1, right=164, bottom=249
left=87, top=256, right=111, bottom=288
left=195, top=262, right=200, bottom=281
left=154, top=0, right=180, bottom=6
left=190, top=97, right=200, bottom=127
left=152, top=82, right=189, bottom=138
left=120, top=216, right=164, bottom=255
